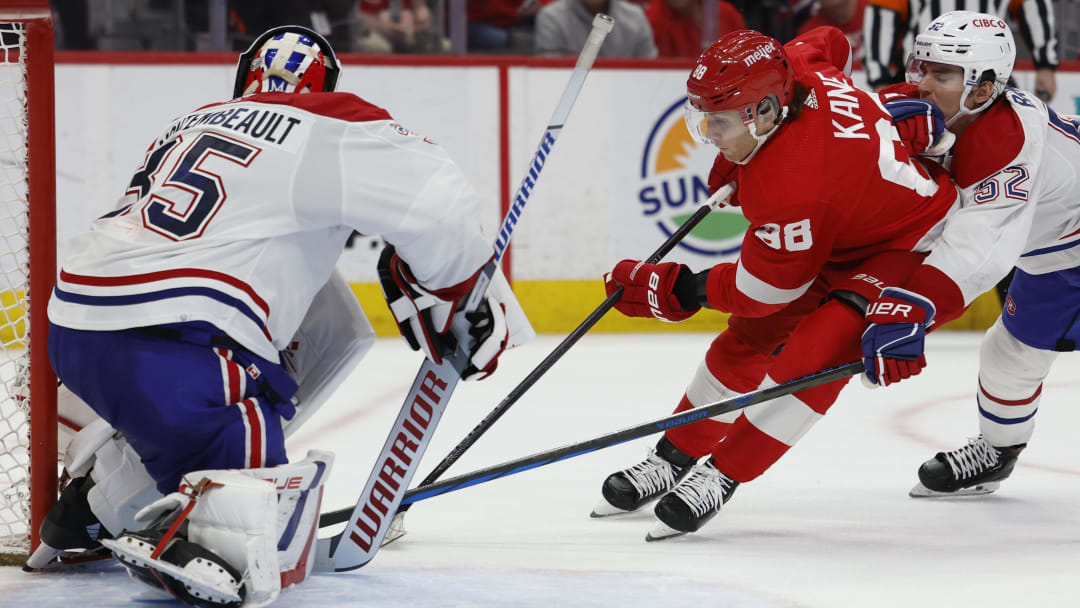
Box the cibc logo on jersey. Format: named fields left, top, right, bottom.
left=638, top=98, right=749, bottom=258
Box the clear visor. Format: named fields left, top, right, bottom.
left=683, top=102, right=752, bottom=146
left=905, top=56, right=966, bottom=91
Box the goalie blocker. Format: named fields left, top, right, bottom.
left=378, top=245, right=532, bottom=381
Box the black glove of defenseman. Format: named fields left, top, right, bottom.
left=377, top=246, right=508, bottom=380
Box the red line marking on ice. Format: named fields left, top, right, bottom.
left=889, top=380, right=1080, bottom=477
left=286, top=383, right=410, bottom=447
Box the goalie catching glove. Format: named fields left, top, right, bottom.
left=378, top=246, right=512, bottom=381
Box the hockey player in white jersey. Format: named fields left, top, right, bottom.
left=29, top=25, right=530, bottom=606
left=862, top=11, right=1080, bottom=496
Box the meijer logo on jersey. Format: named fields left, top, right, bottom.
left=637, top=98, right=748, bottom=259
left=743, top=42, right=777, bottom=66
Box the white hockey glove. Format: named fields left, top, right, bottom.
left=378, top=246, right=509, bottom=381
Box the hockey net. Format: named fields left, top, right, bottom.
left=0, top=4, right=56, bottom=564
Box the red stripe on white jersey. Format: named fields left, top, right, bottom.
left=59, top=267, right=271, bottom=316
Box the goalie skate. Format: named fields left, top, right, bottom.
left=646, top=457, right=738, bottom=542
left=591, top=437, right=694, bottom=518
left=104, top=531, right=245, bottom=608
left=24, top=476, right=112, bottom=570
left=909, top=436, right=1024, bottom=498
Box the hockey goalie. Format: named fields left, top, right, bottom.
left=27, top=25, right=532, bottom=607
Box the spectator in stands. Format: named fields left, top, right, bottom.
left=468, top=0, right=540, bottom=52
left=52, top=0, right=95, bottom=49
left=536, top=0, right=658, bottom=57
left=224, top=1, right=354, bottom=52
left=863, top=0, right=1058, bottom=99
left=796, top=0, right=866, bottom=62
left=357, top=0, right=448, bottom=53
left=645, top=0, right=746, bottom=58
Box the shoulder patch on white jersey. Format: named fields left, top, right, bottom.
left=953, top=100, right=1029, bottom=189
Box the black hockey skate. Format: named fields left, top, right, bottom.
left=647, top=457, right=738, bottom=541
left=910, top=436, right=1025, bottom=498
left=24, top=476, right=112, bottom=570
left=591, top=437, right=695, bottom=517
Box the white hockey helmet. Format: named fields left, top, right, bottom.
left=906, top=11, right=1015, bottom=124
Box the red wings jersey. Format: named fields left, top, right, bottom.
left=48, top=92, right=493, bottom=361
left=704, top=27, right=958, bottom=318
left=894, top=87, right=1080, bottom=325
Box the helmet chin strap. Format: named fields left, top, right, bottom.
left=945, top=83, right=1001, bottom=127
left=735, top=106, right=789, bottom=165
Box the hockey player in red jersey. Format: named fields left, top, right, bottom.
left=864, top=11, right=1080, bottom=497
left=593, top=26, right=960, bottom=540
left=29, top=25, right=531, bottom=605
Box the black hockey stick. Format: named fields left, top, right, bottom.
left=319, top=360, right=864, bottom=526
left=317, top=182, right=735, bottom=534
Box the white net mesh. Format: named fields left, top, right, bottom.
left=0, top=20, right=34, bottom=555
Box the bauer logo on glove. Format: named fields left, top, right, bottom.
left=605, top=260, right=700, bottom=323
left=861, top=287, right=936, bottom=387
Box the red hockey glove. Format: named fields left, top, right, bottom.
left=884, top=98, right=955, bottom=157
left=861, top=287, right=936, bottom=387
left=605, top=260, right=699, bottom=323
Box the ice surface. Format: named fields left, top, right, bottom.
left=1, top=332, right=1077, bottom=607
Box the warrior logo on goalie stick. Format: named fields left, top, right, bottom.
left=347, top=370, right=447, bottom=553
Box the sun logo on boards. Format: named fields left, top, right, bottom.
left=638, top=98, right=749, bottom=258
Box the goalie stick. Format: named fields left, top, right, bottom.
left=314, top=13, right=615, bottom=573
left=318, top=183, right=736, bottom=536
left=319, top=360, right=864, bottom=526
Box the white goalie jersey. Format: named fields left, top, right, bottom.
left=48, top=92, right=495, bottom=362
left=905, top=88, right=1080, bottom=323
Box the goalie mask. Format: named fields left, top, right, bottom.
left=233, top=25, right=341, bottom=98
left=685, top=30, right=794, bottom=164
left=905, top=11, right=1016, bottom=126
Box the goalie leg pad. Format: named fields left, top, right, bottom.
left=105, top=451, right=334, bottom=607
left=88, top=431, right=163, bottom=537
left=106, top=471, right=278, bottom=607
left=27, top=420, right=161, bottom=569
left=57, top=382, right=102, bottom=458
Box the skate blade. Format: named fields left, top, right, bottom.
left=590, top=497, right=633, bottom=518
left=381, top=512, right=407, bottom=546
left=909, top=481, right=1001, bottom=498
left=645, top=522, right=686, bottom=542
left=23, top=542, right=63, bottom=571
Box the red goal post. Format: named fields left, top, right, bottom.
left=0, top=0, right=57, bottom=558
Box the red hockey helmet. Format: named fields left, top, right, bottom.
left=233, top=25, right=340, bottom=98
left=685, top=30, right=795, bottom=144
